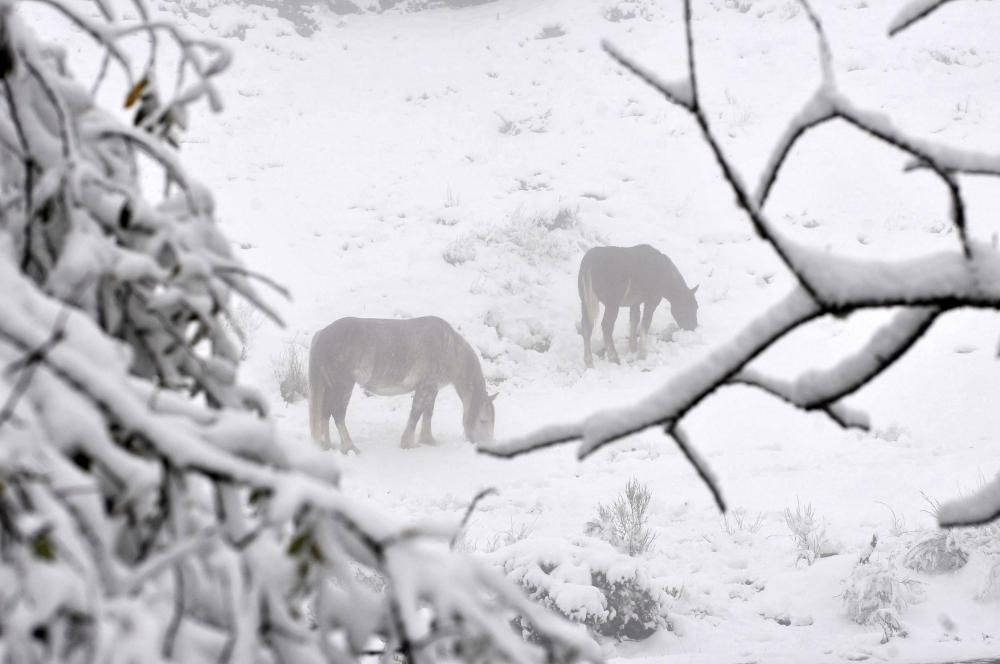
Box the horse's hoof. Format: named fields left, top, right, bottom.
left=342, top=446, right=360, bottom=455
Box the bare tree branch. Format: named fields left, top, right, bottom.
left=889, top=0, right=960, bottom=36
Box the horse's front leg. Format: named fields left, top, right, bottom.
left=638, top=299, right=660, bottom=360
left=601, top=303, right=621, bottom=364
left=402, top=384, right=435, bottom=449
left=628, top=305, right=640, bottom=353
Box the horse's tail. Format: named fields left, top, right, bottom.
left=308, top=329, right=328, bottom=444
left=577, top=252, right=600, bottom=326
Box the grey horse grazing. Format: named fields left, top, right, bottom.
left=309, top=316, right=496, bottom=453
left=578, top=244, right=699, bottom=368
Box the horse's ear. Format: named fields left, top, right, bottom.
left=489, top=392, right=499, bottom=402
left=690, top=284, right=700, bottom=295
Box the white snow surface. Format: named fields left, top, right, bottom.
left=41, top=0, right=1000, bottom=660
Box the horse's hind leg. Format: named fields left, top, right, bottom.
left=638, top=300, right=660, bottom=360
left=418, top=386, right=439, bottom=446
left=628, top=305, right=640, bottom=353
left=602, top=303, right=622, bottom=364
left=329, top=380, right=358, bottom=454
left=581, top=299, right=596, bottom=368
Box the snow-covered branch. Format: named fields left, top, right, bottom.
left=487, top=0, right=1000, bottom=527
left=888, top=0, right=960, bottom=36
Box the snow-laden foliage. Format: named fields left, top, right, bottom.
left=977, top=559, right=1000, bottom=602
left=902, top=531, right=969, bottom=574
left=784, top=501, right=836, bottom=566
left=481, top=0, right=1000, bottom=530
left=842, top=551, right=924, bottom=644
left=493, top=538, right=672, bottom=642
left=585, top=478, right=656, bottom=557
left=272, top=341, right=308, bottom=404
left=0, top=4, right=600, bottom=662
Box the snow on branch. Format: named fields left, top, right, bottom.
left=485, top=0, right=1000, bottom=527
left=0, top=4, right=601, bottom=662
left=733, top=306, right=940, bottom=422
left=937, top=475, right=1000, bottom=527
left=888, top=0, right=960, bottom=36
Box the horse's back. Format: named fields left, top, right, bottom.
left=580, top=244, right=665, bottom=304
left=312, top=316, right=457, bottom=393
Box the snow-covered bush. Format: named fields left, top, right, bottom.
left=479, top=207, right=596, bottom=266
left=784, top=501, right=836, bottom=565
left=494, top=538, right=672, bottom=642
left=585, top=478, right=657, bottom=557
left=223, top=297, right=264, bottom=359
left=842, top=552, right=923, bottom=643
left=977, top=559, right=1000, bottom=602
left=903, top=531, right=969, bottom=574
left=273, top=341, right=309, bottom=403
left=0, top=5, right=598, bottom=662
left=443, top=233, right=477, bottom=265
left=484, top=310, right=553, bottom=353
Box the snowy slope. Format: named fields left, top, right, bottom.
left=43, top=0, right=1000, bottom=660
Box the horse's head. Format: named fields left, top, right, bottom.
left=464, top=392, right=497, bottom=444
left=672, top=284, right=700, bottom=331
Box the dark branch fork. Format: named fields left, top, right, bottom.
left=481, top=0, right=1000, bottom=526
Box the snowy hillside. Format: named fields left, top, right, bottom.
left=43, top=0, right=1000, bottom=660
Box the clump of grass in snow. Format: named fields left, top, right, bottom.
left=602, top=0, right=654, bottom=22
left=784, top=500, right=836, bottom=565
left=454, top=516, right=534, bottom=554
left=272, top=342, right=309, bottom=404
left=586, top=478, right=657, bottom=556
left=723, top=508, right=764, bottom=537
left=495, top=109, right=551, bottom=136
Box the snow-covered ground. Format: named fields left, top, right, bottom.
left=47, top=0, right=1000, bottom=660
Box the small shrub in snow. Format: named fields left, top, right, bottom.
left=443, top=235, right=477, bottom=265
left=842, top=552, right=923, bottom=643
left=586, top=478, right=657, bottom=556
left=903, top=532, right=969, bottom=574
left=483, top=518, right=535, bottom=552
left=784, top=500, right=836, bottom=565
left=495, top=109, right=551, bottom=136
left=538, top=206, right=579, bottom=231
left=723, top=508, right=764, bottom=537
left=496, top=538, right=671, bottom=642
left=225, top=298, right=265, bottom=360
left=483, top=310, right=553, bottom=353
left=535, top=23, right=566, bottom=40
left=977, top=559, right=1000, bottom=602
left=474, top=207, right=599, bottom=269
left=602, top=0, right=654, bottom=22
left=273, top=342, right=309, bottom=404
